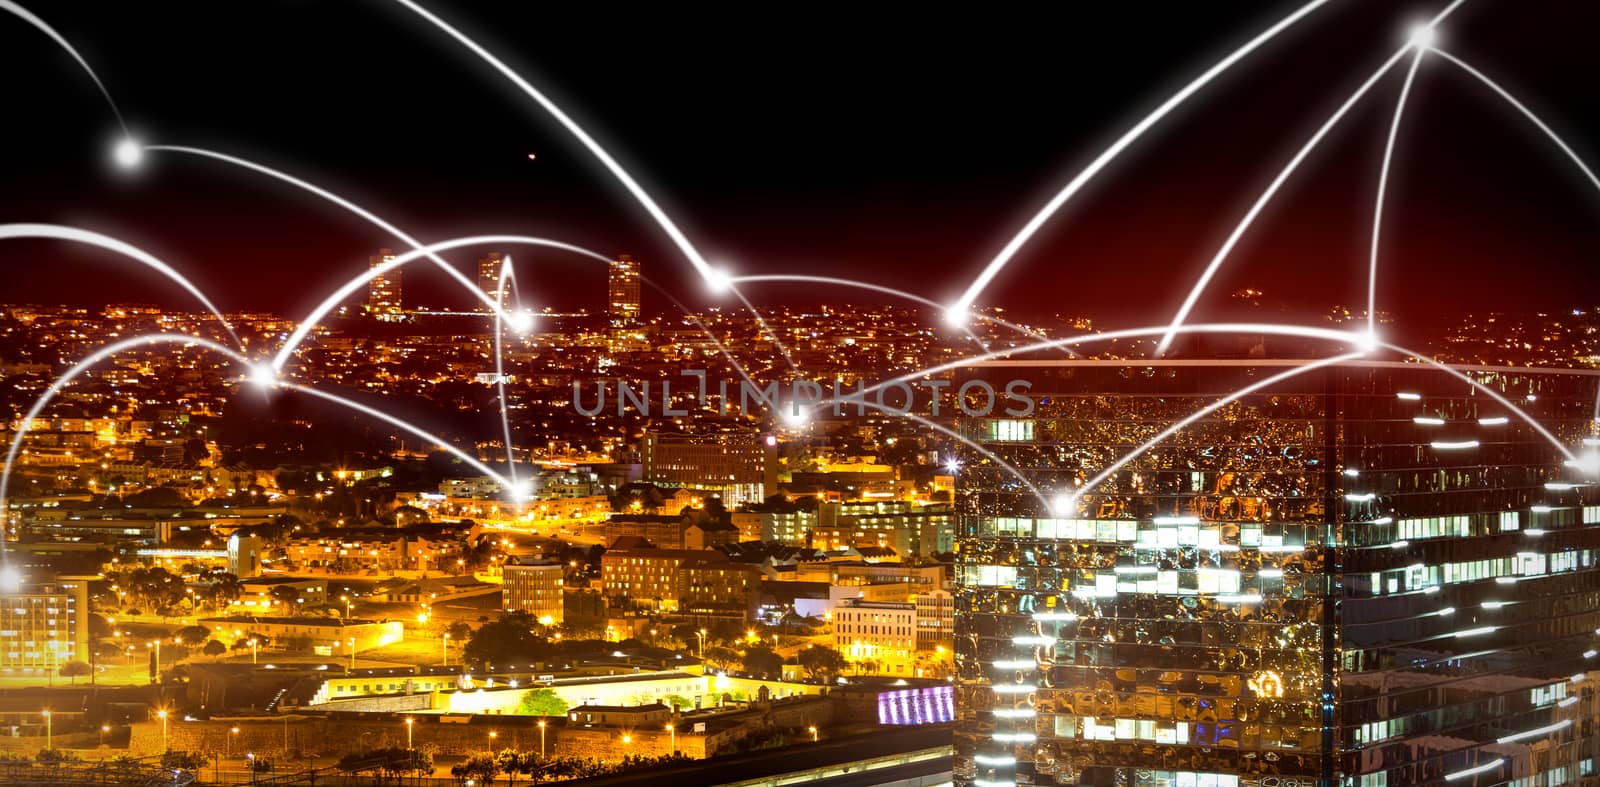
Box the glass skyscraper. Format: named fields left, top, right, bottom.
left=954, top=360, right=1600, bottom=787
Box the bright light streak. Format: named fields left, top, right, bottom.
left=1397, top=392, right=1422, bottom=400
left=507, top=310, right=535, bottom=335
left=1051, top=492, right=1076, bottom=516
left=1113, top=566, right=1158, bottom=575
left=953, top=0, right=1334, bottom=316
left=1156, top=47, right=1411, bottom=354
left=1413, top=416, right=1445, bottom=425
left=113, top=138, right=143, bottom=169
left=989, top=733, right=1036, bottom=743
left=1373, top=517, right=1394, bottom=524
left=1345, top=493, right=1376, bottom=502
left=1030, top=612, right=1079, bottom=622
left=1390, top=540, right=1410, bottom=549
left=1445, top=759, right=1504, bottom=782
left=728, top=273, right=1005, bottom=352
left=1408, top=24, right=1438, bottom=50
left=0, top=0, right=128, bottom=134
left=1369, top=50, right=1426, bottom=337
left=1009, top=636, right=1054, bottom=647
left=1437, top=606, right=1455, bottom=616
left=1531, top=505, right=1554, bottom=513
left=248, top=364, right=278, bottom=390
left=388, top=0, right=720, bottom=289
left=990, top=661, right=1036, bottom=670
left=1454, top=626, right=1496, bottom=638
left=1478, top=416, right=1509, bottom=425
left=1154, top=516, right=1200, bottom=525
left=1559, top=696, right=1580, bottom=708
left=1585, top=650, right=1597, bottom=659
left=779, top=404, right=810, bottom=429
left=1344, top=468, right=1361, bottom=477
left=1074, top=354, right=1362, bottom=499
left=145, top=145, right=517, bottom=321
left=989, top=709, right=1036, bottom=719
left=705, top=267, right=734, bottom=295
left=271, top=234, right=610, bottom=370
left=1430, top=440, right=1479, bottom=450
left=1216, top=594, right=1263, bottom=604
left=1258, top=569, right=1284, bottom=578
left=1495, top=577, right=1518, bottom=585
left=1481, top=601, right=1505, bottom=610
left=1524, top=529, right=1547, bottom=536
left=0, top=224, right=241, bottom=349
left=990, top=684, right=1037, bottom=695
left=973, top=755, right=1016, bottom=766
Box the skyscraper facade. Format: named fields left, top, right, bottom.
left=608, top=253, right=641, bottom=327
left=954, top=360, right=1600, bottom=787
left=477, top=252, right=509, bottom=312
left=366, top=248, right=402, bottom=320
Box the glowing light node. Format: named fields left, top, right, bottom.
left=507, top=310, right=535, bottom=335
left=704, top=267, right=734, bottom=295
left=1408, top=24, right=1437, bottom=50
left=248, top=364, right=278, bottom=390
left=1051, top=492, right=1076, bottom=516
left=113, top=138, right=143, bottom=169
left=942, top=306, right=969, bottom=329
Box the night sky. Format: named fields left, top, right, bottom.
left=1, top=1, right=1598, bottom=335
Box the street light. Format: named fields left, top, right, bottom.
left=665, top=723, right=675, bottom=753
left=249, top=639, right=259, bottom=665
left=809, top=725, right=818, bottom=742
left=229, top=726, right=239, bottom=755
left=348, top=637, right=356, bottom=670
left=404, top=717, right=414, bottom=749
left=41, top=710, right=50, bottom=751
left=157, top=709, right=169, bottom=751
left=488, top=730, right=498, bottom=749
left=537, top=720, right=546, bottom=758
left=696, top=629, right=707, bottom=659
left=442, top=634, right=450, bottom=667
left=342, top=595, right=352, bottom=620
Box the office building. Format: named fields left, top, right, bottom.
left=366, top=248, right=402, bottom=320
left=954, top=360, right=1600, bottom=787
left=477, top=252, right=509, bottom=312
left=0, top=575, right=90, bottom=676
left=641, top=430, right=778, bottom=506
left=836, top=599, right=918, bottom=676
left=503, top=559, right=564, bottom=625
left=608, top=253, right=641, bottom=327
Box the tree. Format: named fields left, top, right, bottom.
left=175, top=626, right=212, bottom=645
left=161, top=750, right=209, bottom=771
left=797, top=646, right=849, bottom=682
left=741, top=646, right=783, bottom=679
left=702, top=646, right=741, bottom=672
left=662, top=694, right=695, bottom=711
left=268, top=584, right=302, bottom=612
left=203, top=640, right=227, bottom=658
left=451, top=753, right=499, bottom=785
left=59, top=661, right=91, bottom=684
left=517, top=688, right=567, bottom=717
left=463, top=611, right=552, bottom=668
left=445, top=621, right=473, bottom=642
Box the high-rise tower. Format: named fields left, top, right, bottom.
left=366, top=248, right=402, bottom=320
left=608, top=254, right=641, bottom=327
left=477, top=252, right=509, bottom=312
left=954, top=360, right=1600, bottom=787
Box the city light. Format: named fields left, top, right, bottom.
left=113, top=138, right=143, bottom=169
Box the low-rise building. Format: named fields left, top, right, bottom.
left=833, top=600, right=917, bottom=677
left=503, top=560, right=564, bottom=625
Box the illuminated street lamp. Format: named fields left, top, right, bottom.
left=41, top=710, right=50, bottom=751
left=665, top=723, right=675, bottom=753
left=488, top=730, right=498, bottom=748
left=348, top=637, right=356, bottom=670
left=442, top=634, right=450, bottom=667
left=229, top=726, right=240, bottom=755
left=809, top=725, right=818, bottom=742
left=157, top=709, right=169, bottom=751
left=537, top=720, right=546, bottom=758
left=249, top=639, right=259, bottom=665
left=404, top=717, right=414, bottom=749
left=341, top=595, right=352, bottom=620
left=695, top=629, right=707, bottom=659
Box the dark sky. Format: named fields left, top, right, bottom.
left=1, top=1, right=1598, bottom=335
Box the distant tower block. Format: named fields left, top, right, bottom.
left=608, top=254, right=641, bottom=327
left=366, top=248, right=403, bottom=321
left=477, top=252, right=509, bottom=312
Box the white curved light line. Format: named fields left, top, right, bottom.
left=1155, top=46, right=1412, bottom=355
left=811, top=322, right=1577, bottom=463
left=387, top=0, right=711, bottom=282
left=730, top=273, right=1056, bottom=353
left=1073, top=353, right=1363, bottom=502
left=951, top=0, right=1335, bottom=317
left=1428, top=48, right=1600, bottom=425
left=272, top=234, right=610, bottom=370
left=1368, top=49, right=1427, bottom=339
left=493, top=257, right=518, bottom=490
left=640, top=276, right=763, bottom=395
left=1153, top=0, right=1473, bottom=355
left=143, top=145, right=514, bottom=322
left=0, top=0, right=128, bottom=134
left=280, top=383, right=513, bottom=491
left=0, top=335, right=249, bottom=532
left=729, top=286, right=798, bottom=372
left=844, top=402, right=1051, bottom=511
left=0, top=224, right=241, bottom=349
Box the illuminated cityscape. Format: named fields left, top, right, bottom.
left=0, top=2, right=1598, bottom=786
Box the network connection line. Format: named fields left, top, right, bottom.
left=1150, top=0, right=1472, bottom=355
left=948, top=0, right=1335, bottom=323
left=1154, top=46, right=1412, bottom=356
left=1429, top=48, right=1600, bottom=425
left=493, top=256, right=520, bottom=493
left=272, top=234, right=611, bottom=370
left=730, top=287, right=798, bottom=373
left=281, top=382, right=515, bottom=492
left=1071, top=352, right=1364, bottom=505
left=143, top=144, right=517, bottom=323
left=386, top=0, right=714, bottom=286
left=0, top=224, right=242, bottom=349
left=1368, top=49, right=1428, bottom=341
left=0, top=334, right=250, bottom=551
left=0, top=1, right=128, bottom=137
